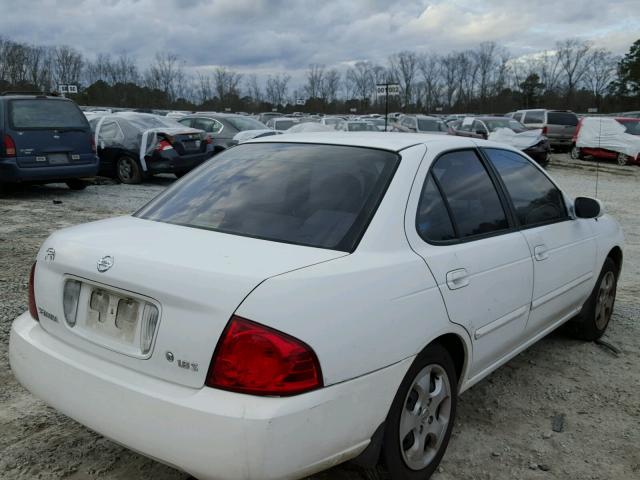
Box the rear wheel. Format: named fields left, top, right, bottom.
left=116, top=156, right=142, bottom=184
left=569, top=258, right=618, bottom=341
left=378, top=344, right=457, bottom=480
left=65, top=179, right=88, bottom=190
left=617, top=152, right=630, bottom=166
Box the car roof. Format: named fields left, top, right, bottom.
left=245, top=132, right=483, bottom=152
left=0, top=94, right=69, bottom=101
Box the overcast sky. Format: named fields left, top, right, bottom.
left=1, top=0, right=638, bottom=80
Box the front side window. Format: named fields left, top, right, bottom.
left=136, top=143, right=399, bottom=252
left=432, top=150, right=509, bottom=238
left=484, top=148, right=567, bottom=227
left=416, top=173, right=456, bottom=242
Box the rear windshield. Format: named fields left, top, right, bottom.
left=275, top=120, right=295, bottom=130
left=136, top=143, right=399, bottom=252
left=418, top=119, right=447, bottom=132
left=547, top=112, right=578, bottom=126
left=9, top=99, right=88, bottom=130
left=225, top=116, right=267, bottom=131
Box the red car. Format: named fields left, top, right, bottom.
left=571, top=117, right=640, bottom=165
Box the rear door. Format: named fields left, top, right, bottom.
left=406, top=148, right=534, bottom=378
left=483, top=148, right=596, bottom=335
left=8, top=98, right=93, bottom=168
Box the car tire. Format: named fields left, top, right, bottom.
left=116, top=156, right=143, bottom=184
left=66, top=179, right=88, bottom=190
left=378, top=344, right=457, bottom=480
left=616, top=152, right=630, bottom=166
left=569, top=258, right=618, bottom=341
left=570, top=145, right=583, bottom=160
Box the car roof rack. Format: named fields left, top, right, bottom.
left=0, top=91, right=60, bottom=97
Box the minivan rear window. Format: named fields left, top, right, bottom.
left=9, top=99, right=88, bottom=130
left=136, top=143, right=399, bottom=252
left=547, top=112, right=578, bottom=126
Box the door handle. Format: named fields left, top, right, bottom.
left=534, top=245, right=549, bottom=261
left=446, top=268, right=469, bottom=290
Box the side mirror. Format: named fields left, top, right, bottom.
left=574, top=197, right=601, bottom=219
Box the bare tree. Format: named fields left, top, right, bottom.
left=266, top=73, right=290, bottom=107
left=556, top=39, right=592, bottom=100
left=213, top=67, right=242, bottom=103
left=304, top=64, right=324, bottom=99
left=418, top=53, right=443, bottom=112
left=54, top=46, right=83, bottom=86
left=585, top=49, right=618, bottom=107
left=145, top=53, right=185, bottom=100
left=245, top=73, right=262, bottom=103
left=389, top=51, right=419, bottom=107
left=345, top=61, right=374, bottom=100
left=321, top=68, right=341, bottom=103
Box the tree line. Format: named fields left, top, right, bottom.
left=0, top=36, right=638, bottom=114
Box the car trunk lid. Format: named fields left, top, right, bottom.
left=34, top=215, right=347, bottom=388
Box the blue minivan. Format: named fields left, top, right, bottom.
left=0, top=94, right=98, bottom=189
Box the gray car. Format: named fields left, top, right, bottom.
left=510, top=109, right=578, bottom=151
left=178, top=114, right=268, bottom=153
left=394, top=115, right=449, bottom=134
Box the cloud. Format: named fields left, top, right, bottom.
left=0, top=0, right=637, bottom=82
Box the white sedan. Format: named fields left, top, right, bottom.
left=10, top=133, right=623, bottom=480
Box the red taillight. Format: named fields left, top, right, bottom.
left=206, top=316, right=322, bottom=396
left=541, top=126, right=548, bottom=136
left=3, top=134, right=16, bottom=157
left=155, top=139, right=173, bottom=152
left=205, top=134, right=213, bottom=145
left=28, top=262, right=39, bottom=321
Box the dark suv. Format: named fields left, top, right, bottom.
left=0, top=94, right=98, bottom=189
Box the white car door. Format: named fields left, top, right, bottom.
left=482, top=148, right=597, bottom=335
left=405, top=148, right=534, bottom=380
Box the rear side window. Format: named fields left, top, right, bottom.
left=484, top=148, right=567, bottom=227
left=513, top=112, right=523, bottom=122
left=431, top=150, right=509, bottom=239
left=136, top=143, right=399, bottom=252
left=523, top=111, right=544, bottom=124
left=193, top=118, right=223, bottom=133
left=547, top=112, right=578, bottom=126
left=9, top=99, right=88, bottom=130
left=416, top=174, right=456, bottom=242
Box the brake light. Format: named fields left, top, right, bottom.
left=541, top=126, right=548, bottom=135
left=206, top=316, right=322, bottom=396
left=28, top=263, right=39, bottom=321
left=155, top=139, right=173, bottom=152
left=205, top=134, right=213, bottom=144
left=3, top=134, right=16, bottom=157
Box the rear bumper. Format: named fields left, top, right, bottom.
left=0, top=157, right=98, bottom=183
left=10, top=312, right=409, bottom=480
left=147, top=151, right=212, bottom=174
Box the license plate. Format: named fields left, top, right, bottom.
left=86, top=287, right=139, bottom=344
left=48, top=153, right=69, bottom=164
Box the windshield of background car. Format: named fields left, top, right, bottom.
left=226, top=116, right=267, bottom=131
left=9, top=99, right=88, bottom=130
left=136, top=143, right=400, bottom=252
left=484, top=119, right=527, bottom=132
left=276, top=120, right=295, bottom=130
left=547, top=112, right=578, bottom=126
left=617, top=119, right=640, bottom=135
left=348, top=122, right=376, bottom=131
left=417, top=119, right=447, bottom=132
left=125, top=115, right=187, bottom=130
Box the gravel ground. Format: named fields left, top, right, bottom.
left=1, top=155, right=638, bottom=480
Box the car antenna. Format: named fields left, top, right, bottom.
left=595, top=117, right=602, bottom=198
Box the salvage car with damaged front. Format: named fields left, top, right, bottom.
left=10, top=133, right=623, bottom=480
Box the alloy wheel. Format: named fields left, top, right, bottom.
left=595, top=271, right=616, bottom=330
left=399, top=364, right=452, bottom=470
